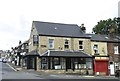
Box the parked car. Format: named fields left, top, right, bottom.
left=2, top=59, right=7, bottom=63
left=0, top=58, right=2, bottom=62
left=115, top=70, right=120, bottom=77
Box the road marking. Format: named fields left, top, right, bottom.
left=84, top=76, right=94, bottom=78
left=6, top=63, right=17, bottom=71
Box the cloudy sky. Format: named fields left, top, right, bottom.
left=0, top=0, right=119, bottom=50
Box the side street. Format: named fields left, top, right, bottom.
left=1, top=21, right=120, bottom=79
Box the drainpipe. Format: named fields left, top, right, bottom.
left=93, top=56, right=95, bottom=75
left=118, top=54, right=120, bottom=70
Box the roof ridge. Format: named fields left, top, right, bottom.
left=33, top=21, right=78, bottom=26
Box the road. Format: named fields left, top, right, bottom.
left=1, top=62, right=45, bottom=79
left=1, top=62, right=120, bottom=81
left=0, top=62, right=2, bottom=80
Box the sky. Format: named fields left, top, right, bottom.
left=0, top=0, right=119, bottom=50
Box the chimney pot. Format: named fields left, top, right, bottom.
left=80, top=23, right=86, bottom=33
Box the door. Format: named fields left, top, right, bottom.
left=109, top=61, right=115, bottom=75
left=94, top=60, right=109, bottom=75
left=27, top=56, right=37, bottom=70
left=66, top=58, right=71, bottom=71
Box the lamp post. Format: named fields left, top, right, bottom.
left=14, top=47, right=18, bottom=66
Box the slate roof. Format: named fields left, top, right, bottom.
left=24, top=50, right=39, bottom=56
left=33, top=21, right=90, bottom=38
left=41, top=50, right=92, bottom=58
left=87, top=34, right=120, bottom=43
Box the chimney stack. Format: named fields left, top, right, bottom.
left=80, top=23, right=86, bottom=33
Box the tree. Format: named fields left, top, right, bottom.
left=116, top=17, right=120, bottom=34
left=93, top=17, right=120, bottom=35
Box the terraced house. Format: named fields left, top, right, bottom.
left=88, top=34, right=110, bottom=76
left=26, top=21, right=94, bottom=75
left=87, top=34, right=120, bottom=76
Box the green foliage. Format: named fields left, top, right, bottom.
left=93, top=17, right=120, bottom=35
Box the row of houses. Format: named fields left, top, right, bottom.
left=0, top=50, right=11, bottom=61
left=11, top=21, right=120, bottom=76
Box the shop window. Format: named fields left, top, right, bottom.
left=41, top=57, right=47, bottom=69
left=74, top=58, right=86, bottom=69
left=86, top=58, right=93, bottom=69
left=52, top=57, right=61, bottom=69
left=61, top=58, right=66, bottom=69
left=54, top=57, right=60, bottom=65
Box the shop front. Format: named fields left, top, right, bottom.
left=40, top=50, right=94, bottom=75
left=23, top=50, right=40, bottom=70
left=94, top=59, right=109, bottom=75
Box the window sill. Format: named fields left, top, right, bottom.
left=79, top=49, right=84, bottom=51
left=114, top=53, right=119, bottom=54
left=48, top=48, right=55, bottom=50
left=94, top=53, right=99, bottom=55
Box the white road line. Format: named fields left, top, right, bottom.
left=6, top=63, right=17, bottom=71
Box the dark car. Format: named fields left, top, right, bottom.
left=115, top=70, right=120, bottom=77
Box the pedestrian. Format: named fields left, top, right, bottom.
left=15, top=58, right=17, bottom=66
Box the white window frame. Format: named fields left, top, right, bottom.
left=33, top=35, right=39, bottom=45
left=93, top=44, right=99, bottom=54
left=64, top=39, right=69, bottom=49
left=49, top=39, right=54, bottom=49
left=114, top=46, right=119, bottom=54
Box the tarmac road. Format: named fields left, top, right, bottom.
left=1, top=62, right=120, bottom=81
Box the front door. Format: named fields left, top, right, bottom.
left=66, top=58, right=71, bottom=71
left=27, top=56, right=37, bottom=70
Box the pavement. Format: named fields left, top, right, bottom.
left=6, top=62, right=119, bottom=79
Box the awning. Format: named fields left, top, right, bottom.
left=40, top=50, right=93, bottom=58
left=23, top=50, right=40, bottom=57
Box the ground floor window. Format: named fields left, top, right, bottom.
left=41, top=57, right=93, bottom=70
left=74, top=58, right=86, bottom=69
left=52, top=57, right=61, bottom=69
left=41, top=57, right=48, bottom=69
left=53, top=57, right=60, bottom=65
left=23, top=58, right=27, bottom=67
left=41, top=57, right=65, bottom=70
left=86, top=58, right=93, bottom=69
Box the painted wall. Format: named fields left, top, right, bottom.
left=91, top=41, right=108, bottom=59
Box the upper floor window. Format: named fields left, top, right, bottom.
left=79, top=41, right=83, bottom=50
left=114, top=46, right=119, bottom=54
left=64, top=39, right=69, bottom=49
left=49, top=39, right=54, bottom=49
left=33, top=35, right=39, bottom=46
left=93, top=44, right=99, bottom=54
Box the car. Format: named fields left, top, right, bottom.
left=115, top=70, right=120, bottom=77
left=2, top=59, right=7, bottom=63
left=0, top=59, right=2, bottom=62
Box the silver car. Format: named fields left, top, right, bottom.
left=2, top=59, right=7, bottom=63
